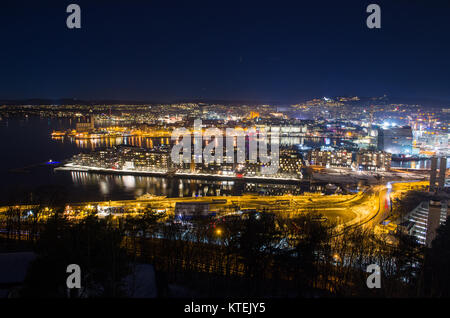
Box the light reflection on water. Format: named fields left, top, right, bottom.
left=56, top=135, right=352, bottom=150
left=391, top=158, right=450, bottom=169
left=69, top=170, right=319, bottom=200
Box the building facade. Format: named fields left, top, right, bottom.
left=356, top=150, right=391, bottom=171
left=377, top=126, right=413, bottom=155
left=306, top=149, right=352, bottom=168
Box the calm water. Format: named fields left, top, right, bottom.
left=0, top=117, right=320, bottom=204
left=391, top=159, right=450, bottom=169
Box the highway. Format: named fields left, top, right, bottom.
left=0, top=180, right=428, bottom=230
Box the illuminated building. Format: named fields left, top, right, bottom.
left=69, top=145, right=303, bottom=179
left=71, top=146, right=169, bottom=172
left=430, top=156, right=438, bottom=191
left=429, top=156, right=448, bottom=191
left=356, top=150, right=391, bottom=171
left=413, top=130, right=448, bottom=156
left=75, top=115, right=95, bottom=132
left=402, top=200, right=448, bottom=247
left=306, top=149, right=352, bottom=168
left=438, top=157, right=447, bottom=190
left=377, top=126, right=413, bottom=155
left=278, top=156, right=303, bottom=177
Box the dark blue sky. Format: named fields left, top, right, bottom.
left=1, top=0, right=450, bottom=103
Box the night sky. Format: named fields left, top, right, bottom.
left=1, top=0, right=450, bottom=103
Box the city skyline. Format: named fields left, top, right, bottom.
left=1, top=0, right=450, bottom=302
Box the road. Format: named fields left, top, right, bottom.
left=0, top=181, right=428, bottom=230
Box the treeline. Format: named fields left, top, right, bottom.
left=2, top=204, right=450, bottom=297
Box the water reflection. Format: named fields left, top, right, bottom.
left=56, top=135, right=351, bottom=151
left=391, top=158, right=450, bottom=169
left=61, top=136, right=171, bottom=150
left=69, top=171, right=325, bottom=200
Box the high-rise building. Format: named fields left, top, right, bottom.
left=430, top=156, right=438, bottom=191
left=402, top=200, right=448, bottom=247
left=377, top=126, right=413, bottom=155
left=425, top=201, right=446, bottom=247
left=438, top=157, right=447, bottom=189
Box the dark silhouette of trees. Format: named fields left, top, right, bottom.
left=421, top=216, right=450, bottom=297
left=5, top=194, right=450, bottom=298
left=20, top=214, right=130, bottom=298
